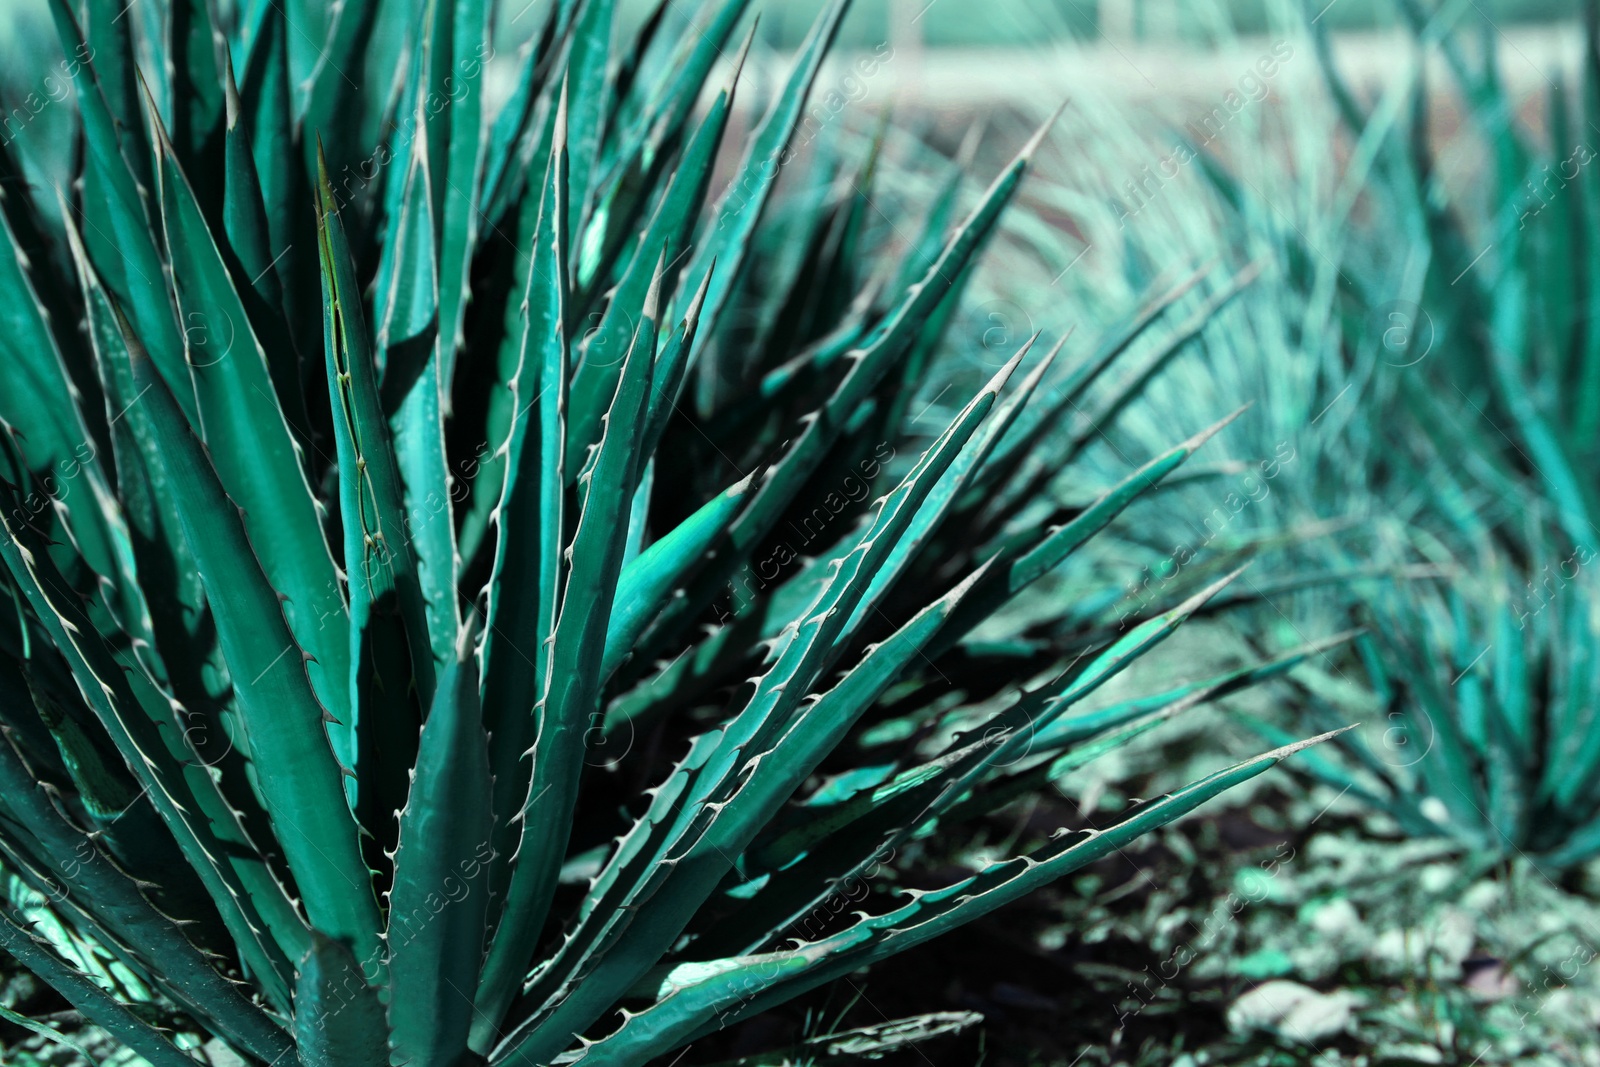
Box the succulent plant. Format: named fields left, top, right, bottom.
left=1198, top=0, right=1600, bottom=868
left=0, top=0, right=1336, bottom=1062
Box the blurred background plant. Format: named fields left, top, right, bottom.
left=922, top=0, right=1600, bottom=1061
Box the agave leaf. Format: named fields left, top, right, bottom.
left=63, top=207, right=235, bottom=731
left=371, top=89, right=436, bottom=381
left=1538, top=78, right=1579, bottom=407
left=568, top=732, right=1348, bottom=1067
left=120, top=316, right=384, bottom=972
left=436, top=0, right=491, bottom=384
left=728, top=564, right=1001, bottom=883
left=499, top=360, right=1017, bottom=1066
left=940, top=632, right=1362, bottom=831
left=1573, top=9, right=1600, bottom=443
left=152, top=94, right=356, bottom=739
left=889, top=128, right=980, bottom=299
left=737, top=705, right=1173, bottom=927
left=964, top=708, right=1196, bottom=826
left=0, top=912, right=197, bottom=1067
left=834, top=333, right=1057, bottom=638
left=45, top=0, right=186, bottom=410
left=475, top=238, right=660, bottom=1040
left=0, top=200, right=135, bottom=632
left=490, top=7, right=587, bottom=220
left=977, top=262, right=1214, bottom=490
left=81, top=0, right=154, bottom=201
left=672, top=0, right=852, bottom=364
left=295, top=933, right=390, bottom=1067
left=0, top=463, right=301, bottom=1008
left=316, top=141, right=440, bottom=826
left=0, top=138, right=104, bottom=455
left=1490, top=608, right=1530, bottom=750
left=0, top=1002, right=97, bottom=1062
left=1049, top=632, right=1360, bottom=755
left=566, top=0, right=617, bottom=258
left=1480, top=684, right=1528, bottom=850
left=623, top=457, right=654, bottom=569
left=458, top=79, right=569, bottom=568
left=237, top=0, right=314, bottom=361
left=1384, top=623, right=1490, bottom=841
left=566, top=66, right=738, bottom=472
left=301, top=0, right=379, bottom=179
left=0, top=647, right=84, bottom=782
left=872, top=281, right=964, bottom=455
left=746, top=274, right=879, bottom=409
left=601, top=471, right=756, bottom=679
left=12, top=667, right=138, bottom=823
left=677, top=362, right=1022, bottom=859
left=637, top=265, right=713, bottom=462
left=1069, top=268, right=1259, bottom=460
left=359, top=0, right=424, bottom=145
left=374, top=126, right=462, bottom=674
left=932, top=409, right=1244, bottom=657
left=481, top=0, right=566, bottom=220
left=1542, top=671, right=1600, bottom=812
left=0, top=191, right=88, bottom=470
left=0, top=730, right=291, bottom=1064
left=757, top=129, right=887, bottom=388
left=372, top=0, right=429, bottom=243
left=613, top=0, right=752, bottom=168
left=1539, top=816, right=1600, bottom=868
left=388, top=634, right=494, bottom=1067
left=1249, top=699, right=1434, bottom=818
left=1544, top=594, right=1598, bottom=803
left=636, top=115, right=1056, bottom=664
left=494, top=726, right=725, bottom=1058
left=475, top=91, right=570, bottom=997
left=1485, top=320, right=1597, bottom=553
left=567, top=719, right=724, bottom=912
left=171, top=0, right=226, bottom=196
left=732, top=571, right=1250, bottom=956
left=15, top=662, right=226, bottom=953
left=220, top=53, right=310, bottom=441
left=736, top=146, right=843, bottom=368
left=601, top=605, right=762, bottom=738
left=604, top=0, right=669, bottom=127
left=577, top=0, right=755, bottom=292
left=971, top=268, right=1257, bottom=548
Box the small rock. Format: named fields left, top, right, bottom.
left=1462, top=957, right=1517, bottom=999
left=1227, top=979, right=1356, bottom=1044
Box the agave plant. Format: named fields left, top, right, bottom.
left=1005, top=0, right=1600, bottom=867
left=1190, top=0, right=1600, bottom=868
left=1246, top=551, right=1600, bottom=868
left=0, top=0, right=1337, bottom=1062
